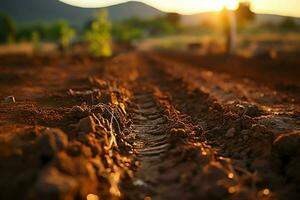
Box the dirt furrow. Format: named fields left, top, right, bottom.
left=125, top=90, right=171, bottom=199
left=2, top=51, right=300, bottom=199
left=137, top=52, right=300, bottom=200
left=121, top=82, right=240, bottom=200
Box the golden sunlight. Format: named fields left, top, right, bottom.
left=213, top=0, right=239, bottom=10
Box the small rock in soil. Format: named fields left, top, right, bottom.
left=252, top=124, right=268, bottom=133
left=241, top=129, right=252, bottom=135
left=77, top=116, right=96, bottom=133
left=35, top=167, right=78, bottom=200
left=3, top=95, right=16, bottom=103
left=225, top=128, right=236, bottom=138
left=272, top=131, right=300, bottom=157
left=38, top=128, right=68, bottom=158
left=244, top=104, right=262, bottom=117
left=173, top=121, right=186, bottom=129
left=242, top=134, right=249, bottom=141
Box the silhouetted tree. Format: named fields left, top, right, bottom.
left=221, top=2, right=255, bottom=55
left=165, top=12, right=181, bottom=29
left=0, top=13, right=16, bottom=43
left=235, top=2, right=255, bottom=28
left=221, top=8, right=232, bottom=54
left=280, top=17, right=298, bottom=31
left=16, top=23, right=48, bottom=42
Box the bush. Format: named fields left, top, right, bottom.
left=16, top=20, right=76, bottom=43
left=31, top=31, right=40, bottom=54
left=59, top=21, right=76, bottom=53
left=112, top=22, right=143, bottom=43
left=85, top=10, right=112, bottom=57
left=280, top=17, right=298, bottom=31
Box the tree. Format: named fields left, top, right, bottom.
left=280, top=17, right=298, bottom=31
left=220, top=2, right=255, bottom=55
left=0, top=13, right=16, bottom=43
left=221, top=8, right=233, bottom=54
left=165, top=12, right=181, bottom=29
left=112, top=23, right=143, bottom=43
left=85, top=10, right=112, bottom=57
left=235, top=2, right=255, bottom=29
left=148, top=17, right=174, bottom=35
left=16, top=23, right=48, bottom=42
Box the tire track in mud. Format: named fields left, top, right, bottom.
left=123, top=87, right=239, bottom=200
left=133, top=52, right=286, bottom=200
left=120, top=54, right=239, bottom=200
left=131, top=92, right=169, bottom=158
left=125, top=90, right=171, bottom=199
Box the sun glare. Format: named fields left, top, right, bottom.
left=212, top=0, right=239, bottom=11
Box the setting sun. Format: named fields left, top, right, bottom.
left=214, top=0, right=239, bottom=10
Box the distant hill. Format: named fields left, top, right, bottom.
left=0, top=0, right=299, bottom=27
left=0, top=0, right=163, bottom=27
left=256, top=14, right=300, bottom=25
left=181, top=12, right=220, bottom=26
left=182, top=12, right=300, bottom=26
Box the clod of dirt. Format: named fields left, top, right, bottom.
left=244, top=104, right=263, bottom=117
left=225, top=127, right=236, bottom=138
left=68, top=105, right=89, bottom=119
left=67, top=142, right=91, bottom=157
left=272, top=131, right=300, bottom=157
left=68, top=89, right=101, bottom=102
left=173, top=121, right=186, bottom=129
left=170, top=128, right=186, bottom=136
left=258, top=116, right=296, bottom=132
left=77, top=134, right=102, bottom=157
left=38, top=128, right=68, bottom=158
left=77, top=116, right=96, bottom=134
left=3, top=95, right=16, bottom=103
left=241, top=129, right=252, bottom=138
left=89, top=77, right=109, bottom=90
left=35, top=167, right=78, bottom=200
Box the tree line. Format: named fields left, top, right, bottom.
left=0, top=11, right=181, bottom=56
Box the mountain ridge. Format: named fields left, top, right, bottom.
left=0, top=0, right=299, bottom=27
left=0, top=0, right=164, bottom=27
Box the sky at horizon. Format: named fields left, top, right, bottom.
left=59, top=0, right=300, bottom=17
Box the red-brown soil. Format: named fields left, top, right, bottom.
left=0, top=51, right=299, bottom=200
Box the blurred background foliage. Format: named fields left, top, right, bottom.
left=85, top=10, right=112, bottom=57
left=0, top=2, right=299, bottom=56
